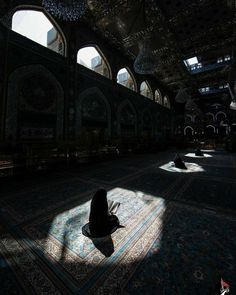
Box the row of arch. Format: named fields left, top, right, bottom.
left=185, top=111, right=227, bottom=124
left=5, top=63, right=164, bottom=141
left=9, top=7, right=170, bottom=108
left=184, top=125, right=229, bottom=136
left=78, top=88, right=157, bottom=138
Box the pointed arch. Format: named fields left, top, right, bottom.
left=155, top=89, right=162, bottom=104
left=77, top=45, right=112, bottom=79
left=206, top=125, right=216, bottom=133
left=141, top=109, right=154, bottom=137
left=11, top=6, right=67, bottom=56
left=185, top=114, right=193, bottom=124
left=206, top=112, right=214, bottom=123
left=117, top=100, right=137, bottom=136
left=215, top=111, right=226, bottom=122
left=163, top=95, right=170, bottom=108
left=116, top=67, right=137, bottom=92
left=6, top=64, right=64, bottom=140
left=76, top=87, right=111, bottom=138
left=184, top=126, right=194, bottom=136
left=140, top=81, right=153, bottom=99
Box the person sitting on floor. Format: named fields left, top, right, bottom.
left=82, top=189, right=120, bottom=238
left=174, top=153, right=187, bottom=170
left=195, top=148, right=204, bottom=157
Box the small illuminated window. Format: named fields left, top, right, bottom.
left=117, top=68, right=136, bottom=91
left=224, top=55, right=231, bottom=61
left=197, top=63, right=202, bottom=69
left=163, top=95, right=170, bottom=108
left=199, top=87, right=210, bottom=93
left=217, top=57, right=223, bottom=63
left=155, top=89, right=162, bottom=104
left=185, top=56, right=198, bottom=66
left=140, top=81, right=152, bottom=99
left=77, top=46, right=111, bottom=79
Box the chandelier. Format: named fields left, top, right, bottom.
left=134, top=41, right=157, bottom=74
left=42, top=0, right=87, bottom=21
left=227, top=82, right=236, bottom=110
left=175, top=88, right=190, bottom=103
left=230, top=101, right=236, bottom=110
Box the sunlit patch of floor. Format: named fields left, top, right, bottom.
left=201, top=149, right=216, bottom=152
left=184, top=153, right=213, bottom=158
left=1, top=151, right=236, bottom=293
left=159, top=161, right=205, bottom=173
left=44, top=187, right=165, bottom=263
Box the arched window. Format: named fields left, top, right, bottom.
left=80, top=93, right=110, bottom=146
left=117, top=68, right=136, bottom=91
left=155, top=89, right=162, bottom=104
left=163, top=95, right=170, bottom=108
left=140, top=81, right=153, bottom=99
left=77, top=46, right=111, bottom=79
left=12, top=10, right=65, bottom=55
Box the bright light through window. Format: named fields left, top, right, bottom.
left=12, top=10, right=53, bottom=47
left=77, top=46, right=111, bottom=78
left=186, top=56, right=198, bottom=66
left=77, top=47, right=101, bottom=68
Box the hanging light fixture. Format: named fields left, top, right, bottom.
left=42, top=0, right=87, bottom=21
left=133, top=0, right=157, bottom=74
left=175, top=88, right=191, bottom=103
left=227, top=82, right=236, bottom=110
left=134, top=41, right=157, bottom=74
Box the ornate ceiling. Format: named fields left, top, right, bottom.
left=0, top=0, right=236, bottom=106
left=83, top=0, right=236, bottom=104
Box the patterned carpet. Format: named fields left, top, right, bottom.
left=0, top=151, right=236, bottom=294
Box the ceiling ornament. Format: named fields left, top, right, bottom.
left=175, top=88, right=191, bottom=103
left=42, top=0, right=87, bottom=21
left=134, top=41, right=157, bottom=74
left=133, top=0, right=157, bottom=74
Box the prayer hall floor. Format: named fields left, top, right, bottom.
left=0, top=150, right=236, bottom=294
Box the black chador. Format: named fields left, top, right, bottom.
left=83, top=189, right=120, bottom=238
left=174, top=154, right=187, bottom=170
left=195, top=148, right=203, bottom=157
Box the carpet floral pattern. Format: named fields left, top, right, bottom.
left=0, top=151, right=236, bottom=294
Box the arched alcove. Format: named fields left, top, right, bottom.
left=141, top=109, right=153, bottom=138
left=194, top=115, right=201, bottom=124
left=215, top=111, right=226, bottom=122
left=206, top=112, right=214, bottom=123
left=185, top=115, right=193, bottom=124
left=206, top=125, right=216, bottom=138
left=184, top=126, right=194, bottom=136
left=116, top=68, right=137, bottom=91
left=140, top=81, right=153, bottom=99
left=6, top=65, right=64, bottom=141
left=76, top=87, right=111, bottom=146
left=117, top=100, right=137, bottom=136
left=11, top=8, right=66, bottom=55
left=77, top=46, right=112, bottom=79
